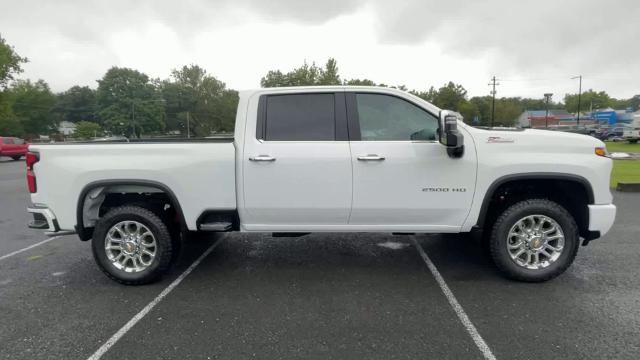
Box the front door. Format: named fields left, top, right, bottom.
left=347, top=92, right=477, bottom=231
left=242, top=92, right=352, bottom=230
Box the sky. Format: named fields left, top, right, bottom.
left=1, top=0, right=638, bottom=100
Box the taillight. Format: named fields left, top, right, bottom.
left=26, top=151, right=39, bottom=193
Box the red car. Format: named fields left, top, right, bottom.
left=0, top=136, right=29, bottom=160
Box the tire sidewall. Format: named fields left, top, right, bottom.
left=92, top=207, right=172, bottom=284
left=491, top=200, right=579, bottom=281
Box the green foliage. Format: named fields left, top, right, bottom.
left=161, top=64, right=238, bottom=136
left=564, top=90, right=611, bottom=113
left=261, top=58, right=342, bottom=87
left=9, top=79, right=57, bottom=135
left=0, top=92, right=22, bottom=136
left=96, top=67, right=165, bottom=138
left=73, top=121, right=102, bottom=139
left=0, top=35, right=28, bottom=89
left=55, top=86, right=97, bottom=123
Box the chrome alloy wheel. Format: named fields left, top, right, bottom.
left=506, top=215, right=565, bottom=270
left=104, top=221, right=157, bottom=273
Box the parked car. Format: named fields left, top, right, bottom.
left=597, top=126, right=628, bottom=141
left=26, top=86, right=616, bottom=285
left=622, top=117, right=640, bottom=143
left=0, top=136, right=29, bottom=160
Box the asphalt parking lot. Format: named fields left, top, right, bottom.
left=1, top=158, right=639, bottom=359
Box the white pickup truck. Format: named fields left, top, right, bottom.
left=26, top=86, right=616, bottom=284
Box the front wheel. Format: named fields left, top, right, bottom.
left=92, top=205, right=174, bottom=285
left=489, top=199, right=579, bottom=282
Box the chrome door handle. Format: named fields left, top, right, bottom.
left=357, top=154, right=385, bottom=161
left=249, top=155, right=276, bottom=162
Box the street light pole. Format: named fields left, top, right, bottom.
left=571, top=75, right=582, bottom=127
left=544, top=93, right=553, bottom=128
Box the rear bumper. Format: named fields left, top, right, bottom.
left=27, top=206, right=60, bottom=233
left=588, top=204, right=616, bottom=237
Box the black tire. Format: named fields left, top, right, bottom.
left=92, top=205, right=173, bottom=285
left=489, top=199, right=579, bottom=282
left=11, top=155, right=22, bottom=161
left=630, top=140, right=638, bottom=144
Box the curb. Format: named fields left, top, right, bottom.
left=616, top=182, right=640, bottom=192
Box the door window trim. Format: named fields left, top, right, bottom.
left=255, top=92, right=349, bottom=142
left=345, top=92, right=440, bottom=142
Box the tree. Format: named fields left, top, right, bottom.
left=344, top=78, right=377, bottom=86
left=73, top=121, right=102, bottom=139
left=431, top=82, right=468, bottom=110
left=55, top=86, right=97, bottom=123
left=0, top=35, right=28, bottom=89
left=96, top=67, right=165, bottom=138
left=0, top=95, right=22, bottom=136
left=564, top=90, right=611, bottom=113
left=9, top=79, right=57, bottom=135
left=261, top=58, right=342, bottom=87
left=161, top=64, right=238, bottom=136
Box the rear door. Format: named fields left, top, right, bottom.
left=346, top=92, right=477, bottom=231
left=242, top=92, right=353, bottom=230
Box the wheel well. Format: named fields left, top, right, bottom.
left=76, top=181, right=186, bottom=241
left=478, top=178, right=591, bottom=238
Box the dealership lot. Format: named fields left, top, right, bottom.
left=1, top=158, right=639, bottom=359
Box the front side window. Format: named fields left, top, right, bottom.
left=355, top=93, right=438, bottom=141
left=14, top=138, right=24, bottom=144
left=263, top=94, right=335, bottom=141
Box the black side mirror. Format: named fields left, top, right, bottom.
left=439, top=111, right=464, bottom=158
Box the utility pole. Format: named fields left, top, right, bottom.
left=571, top=75, right=582, bottom=127
left=488, top=76, right=499, bottom=127
left=131, top=102, right=136, bottom=138
left=544, top=93, right=553, bottom=128
left=187, top=111, right=191, bottom=138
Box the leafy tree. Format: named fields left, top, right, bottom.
left=0, top=94, right=22, bottom=136
left=73, top=121, right=102, bottom=139
left=55, top=86, right=97, bottom=123
left=431, top=82, right=468, bottom=110
left=564, top=90, right=611, bottom=113
left=0, top=35, right=27, bottom=89
left=345, top=78, right=377, bottom=86
left=9, top=79, right=57, bottom=135
left=261, top=58, right=342, bottom=87
left=96, top=67, right=164, bottom=138
left=161, top=64, right=238, bottom=136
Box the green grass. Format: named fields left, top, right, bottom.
left=605, top=141, right=640, bottom=153
left=611, top=160, right=640, bottom=188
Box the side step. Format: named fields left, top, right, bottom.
left=198, top=222, right=232, bottom=232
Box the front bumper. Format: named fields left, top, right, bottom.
left=588, top=204, right=616, bottom=237
left=27, top=206, right=60, bottom=232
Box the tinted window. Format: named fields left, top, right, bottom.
left=14, top=138, right=24, bottom=144
left=2, top=137, right=14, bottom=144
left=264, top=94, right=335, bottom=141
left=355, top=94, right=438, bottom=141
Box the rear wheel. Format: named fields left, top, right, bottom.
left=489, top=199, right=579, bottom=282
left=11, top=155, right=22, bottom=161
left=92, top=205, right=173, bottom=285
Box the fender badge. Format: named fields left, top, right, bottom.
left=487, top=136, right=514, bottom=143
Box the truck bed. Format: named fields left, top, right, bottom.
left=28, top=141, right=236, bottom=231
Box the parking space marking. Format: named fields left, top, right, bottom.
left=411, top=236, right=497, bottom=360
left=87, top=238, right=223, bottom=360
left=0, top=236, right=63, bottom=262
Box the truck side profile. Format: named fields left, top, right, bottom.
left=26, top=86, right=616, bottom=284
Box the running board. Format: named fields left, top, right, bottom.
left=198, top=221, right=233, bottom=232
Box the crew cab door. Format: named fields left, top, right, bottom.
left=346, top=92, right=477, bottom=231
left=241, top=91, right=352, bottom=230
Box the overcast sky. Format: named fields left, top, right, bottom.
left=1, top=0, right=638, bottom=100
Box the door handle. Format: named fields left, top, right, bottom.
left=357, top=154, right=385, bottom=161
left=249, top=155, right=276, bottom=162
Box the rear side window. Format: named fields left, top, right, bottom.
left=14, top=138, right=24, bottom=144
left=2, top=137, right=14, bottom=144
left=261, top=94, right=335, bottom=141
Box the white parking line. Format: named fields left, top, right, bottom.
left=411, top=236, right=497, bottom=360
left=86, top=238, right=223, bottom=360
left=0, top=236, right=63, bottom=262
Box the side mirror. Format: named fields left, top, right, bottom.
left=439, top=110, right=464, bottom=158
